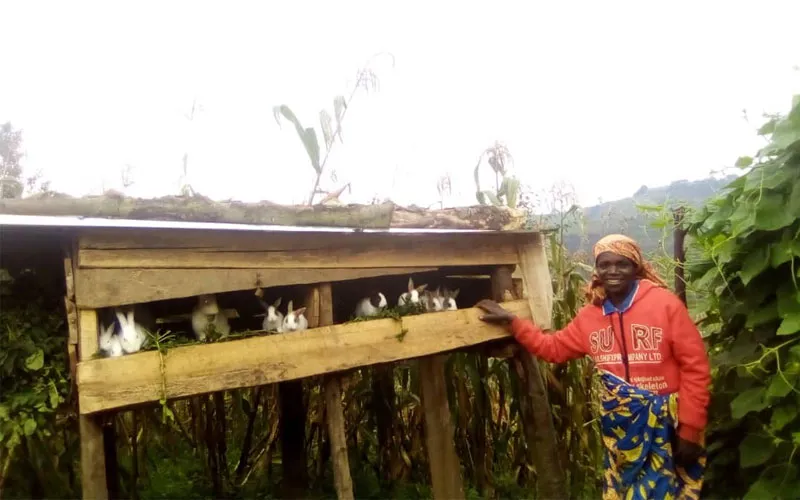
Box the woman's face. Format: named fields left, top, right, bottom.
left=595, top=252, right=637, bottom=296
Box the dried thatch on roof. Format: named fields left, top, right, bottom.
left=0, top=192, right=530, bottom=231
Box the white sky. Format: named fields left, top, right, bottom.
left=1, top=1, right=799, bottom=208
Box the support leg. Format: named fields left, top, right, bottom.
left=419, top=354, right=464, bottom=500
left=77, top=309, right=109, bottom=500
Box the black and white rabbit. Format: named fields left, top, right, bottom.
left=441, top=288, right=460, bottom=311
left=282, top=300, right=308, bottom=332
left=257, top=296, right=285, bottom=333
left=422, top=287, right=444, bottom=312
left=354, top=291, right=387, bottom=317
left=398, top=277, right=428, bottom=307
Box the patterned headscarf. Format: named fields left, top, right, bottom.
left=585, top=234, right=669, bottom=305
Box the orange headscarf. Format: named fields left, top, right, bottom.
left=585, top=234, right=669, bottom=305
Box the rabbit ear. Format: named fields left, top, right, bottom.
left=294, top=307, right=306, bottom=317
left=127, top=311, right=135, bottom=325
left=287, top=300, right=294, bottom=313
left=273, top=297, right=282, bottom=308
left=115, top=311, right=127, bottom=328
left=416, top=283, right=428, bottom=293
left=451, top=288, right=460, bottom=299
left=407, top=277, right=414, bottom=292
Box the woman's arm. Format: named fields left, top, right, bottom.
left=509, top=315, right=587, bottom=363
left=669, top=300, right=712, bottom=444
left=477, top=300, right=587, bottom=363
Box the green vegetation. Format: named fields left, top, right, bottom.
left=685, top=96, right=800, bottom=499
left=2, top=71, right=799, bottom=498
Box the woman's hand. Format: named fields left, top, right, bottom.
left=673, top=437, right=704, bottom=467
left=476, top=299, right=516, bottom=324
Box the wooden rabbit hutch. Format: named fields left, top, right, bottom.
left=0, top=195, right=556, bottom=500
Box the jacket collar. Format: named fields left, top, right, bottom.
left=602, top=280, right=641, bottom=315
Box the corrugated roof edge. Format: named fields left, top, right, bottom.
left=0, top=214, right=552, bottom=234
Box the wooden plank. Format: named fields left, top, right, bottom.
left=513, top=234, right=567, bottom=499
left=77, top=238, right=520, bottom=269
left=77, top=308, right=108, bottom=500
left=516, top=234, right=553, bottom=329
left=78, top=309, right=99, bottom=361
left=419, top=354, right=464, bottom=500
left=76, top=300, right=530, bottom=415
left=1, top=195, right=528, bottom=230
left=80, top=229, right=371, bottom=251
left=79, top=231, right=531, bottom=253
left=64, top=252, right=80, bottom=392
left=74, top=266, right=437, bottom=309
left=79, top=415, right=108, bottom=500
left=319, top=282, right=354, bottom=500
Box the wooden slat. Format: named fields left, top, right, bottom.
left=513, top=234, right=567, bottom=498
left=420, top=354, right=465, bottom=499
left=516, top=235, right=554, bottom=329
left=74, top=266, right=438, bottom=309
left=76, top=300, right=530, bottom=414
left=77, top=308, right=108, bottom=500
left=77, top=238, right=519, bottom=269
left=78, top=230, right=532, bottom=251
left=80, top=230, right=369, bottom=251
left=319, top=282, right=355, bottom=500
left=78, top=309, right=99, bottom=360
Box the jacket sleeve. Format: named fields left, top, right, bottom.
left=669, top=299, right=712, bottom=444
left=509, top=309, right=588, bottom=363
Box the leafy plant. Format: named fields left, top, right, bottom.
left=272, top=53, right=394, bottom=205
left=0, top=269, right=73, bottom=497
left=685, top=95, right=800, bottom=499
left=473, top=141, right=521, bottom=208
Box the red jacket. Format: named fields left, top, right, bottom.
left=510, top=279, right=711, bottom=443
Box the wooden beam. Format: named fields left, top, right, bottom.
left=512, top=235, right=567, bottom=499
left=76, top=238, right=519, bottom=269
left=74, top=266, right=437, bottom=309
left=63, top=251, right=79, bottom=394
left=77, top=308, right=108, bottom=500
left=319, top=283, right=355, bottom=500
left=76, top=300, right=530, bottom=415
left=279, top=288, right=315, bottom=498
left=419, top=354, right=464, bottom=500
left=1, top=194, right=527, bottom=230
left=516, top=235, right=553, bottom=329
left=78, top=309, right=99, bottom=363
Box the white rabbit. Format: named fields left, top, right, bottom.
left=423, top=288, right=445, bottom=312
left=441, top=288, right=460, bottom=311
left=282, top=300, right=308, bottom=332
left=98, top=322, right=123, bottom=358
left=398, top=277, right=428, bottom=307
left=258, top=296, right=285, bottom=333
left=115, top=310, right=148, bottom=354
left=192, top=293, right=231, bottom=341
left=355, top=291, right=388, bottom=318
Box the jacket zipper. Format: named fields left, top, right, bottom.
left=618, top=312, right=630, bottom=382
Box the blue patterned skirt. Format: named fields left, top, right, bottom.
left=597, top=369, right=706, bottom=500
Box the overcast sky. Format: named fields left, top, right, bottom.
left=1, top=1, right=799, bottom=208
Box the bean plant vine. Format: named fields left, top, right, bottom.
left=684, top=94, right=800, bottom=499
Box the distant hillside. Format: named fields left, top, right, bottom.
left=562, top=175, right=738, bottom=254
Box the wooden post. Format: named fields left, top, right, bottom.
left=673, top=207, right=688, bottom=306
left=278, top=290, right=315, bottom=498
left=512, top=234, right=567, bottom=499
left=419, top=354, right=464, bottom=500
left=77, top=308, right=109, bottom=500
left=318, top=283, right=355, bottom=500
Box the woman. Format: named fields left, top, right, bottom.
left=477, top=234, right=711, bottom=499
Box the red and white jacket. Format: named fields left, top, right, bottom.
left=510, top=279, right=711, bottom=443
